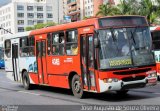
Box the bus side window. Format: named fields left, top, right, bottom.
left=66, top=29, right=78, bottom=55
left=20, top=37, right=29, bottom=57
left=4, top=40, right=11, bottom=58
left=152, top=31, right=160, bottom=50
left=52, top=32, right=64, bottom=55
left=29, top=36, right=35, bottom=56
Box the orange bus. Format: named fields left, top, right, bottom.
left=4, top=16, right=157, bottom=98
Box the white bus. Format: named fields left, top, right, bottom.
left=4, top=31, right=32, bottom=82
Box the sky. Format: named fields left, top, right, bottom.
left=0, top=0, right=11, bottom=7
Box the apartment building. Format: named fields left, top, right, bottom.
left=64, top=0, right=120, bottom=21
left=0, top=0, right=63, bottom=37
left=65, top=0, right=80, bottom=22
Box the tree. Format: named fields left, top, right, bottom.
left=34, top=23, right=46, bottom=29
left=138, top=0, right=160, bottom=24
left=96, top=0, right=160, bottom=25
left=45, top=22, right=57, bottom=27
left=116, top=0, right=141, bottom=15
left=83, top=16, right=91, bottom=20
left=25, top=26, right=34, bottom=31
left=116, top=0, right=160, bottom=24
left=25, top=22, right=56, bottom=31
left=96, top=3, right=119, bottom=16
left=126, top=0, right=141, bottom=15
left=116, top=0, right=131, bottom=15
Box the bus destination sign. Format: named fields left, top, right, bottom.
left=99, top=16, right=148, bottom=28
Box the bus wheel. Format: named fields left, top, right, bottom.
left=71, top=75, right=84, bottom=98
left=22, top=71, right=31, bottom=90
left=116, top=90, right=128, bottom=95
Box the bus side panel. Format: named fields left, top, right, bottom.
left=47, top=56, right=66, bottom=73
left=46, top=56, right=69, bottom=88
left=19, top=58, right=26, bottom=82
left=46, top=55, right=81, bottom=88
left=29, top=73, right=39, bottom=84
left=156, top=63, right=160, bottom=76
left=154, top=51, right=160, bottom=76
left=5, top=58, right=13, bottom=80
left=19, top=57, right=38, bottom=84
left=63, top=56, right=81, bottom=76
left=48, top=75, right=69, bottom=88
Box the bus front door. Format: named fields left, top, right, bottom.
left=36, top=40, right=48, bottom=84
left=12, top=43, right=20, bottom=81
left=81, top=34, right=97, bottom=91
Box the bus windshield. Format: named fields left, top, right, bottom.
left=98, top=27, right=155, bottom=69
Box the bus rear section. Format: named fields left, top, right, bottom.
left=150, top=26, right=160, bottom=80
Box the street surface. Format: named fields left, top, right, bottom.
left=0, top=69, right=160, bottom=110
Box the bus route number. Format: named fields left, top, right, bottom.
left=52, top=58, right=60, bottom=65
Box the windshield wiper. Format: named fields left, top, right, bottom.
left=110, top=28, right=116, bottom=42
left=130, top=28, right=137, bottom=45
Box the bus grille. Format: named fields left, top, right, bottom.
left=122, top=75, right=145, bottom=82
left=113, top=68, right=151, bottom=75
left=121, top=83, right=146, bottom=90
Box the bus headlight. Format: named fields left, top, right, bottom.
left=103, top=78, right=119, bottom=83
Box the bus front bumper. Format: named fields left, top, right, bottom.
left=99, top=77, right=157, bottom=93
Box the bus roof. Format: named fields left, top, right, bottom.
left=30, top=18, right=98, bottom=36
left=30, top=15, right=146, bottom=36
left=4, top=31, right=31, bottom=40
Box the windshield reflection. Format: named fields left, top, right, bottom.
left=98, top=27, right=155, bottom=69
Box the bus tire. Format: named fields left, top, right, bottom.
left=116, top=90, right=128, bottom=95
left=22, top=71, right=31, bottom=90
left=71, top=74, right=84, bottom=98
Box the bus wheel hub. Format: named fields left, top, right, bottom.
left=74, top=81, right=80, bottom=93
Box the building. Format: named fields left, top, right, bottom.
left=64, top=0, right=120, bottom=21
left=0, top=0, right=63, bottom=37
left=66, top=0, right=80, bottom=22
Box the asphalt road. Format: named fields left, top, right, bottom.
left=0, top=69, right=160, bottom=111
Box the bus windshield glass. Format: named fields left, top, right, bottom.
left=98, top=27, right=155, bottom=69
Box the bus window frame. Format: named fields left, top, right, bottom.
left=28, top=36, right=35, bottom=56
left=65, top=29, right=78, bottom=56
left=4, top=39, right=11, bottom=58
left=51, top=31, right=65, bottom=56
left=19, top=36, right=35, bottom=57
left=19, top=36, right=29, bottom=57
left=47, top=33, right=52, bottom=56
